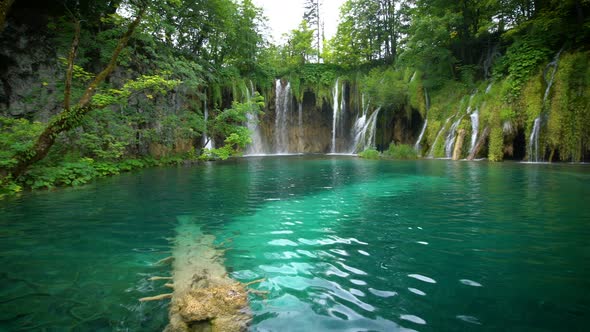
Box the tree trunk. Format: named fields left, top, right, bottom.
left=5, top=9, right=145, bottom=179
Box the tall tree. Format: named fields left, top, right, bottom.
left=282, top=20, right=316, bottom=66
left=303, top=0, right=321, bottom=62
left=327, top=0, right=402, bottom=66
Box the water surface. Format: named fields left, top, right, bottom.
left=1, top=156, right=589, bottom=331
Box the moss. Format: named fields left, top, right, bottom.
left=488, top=115, right=504, bottom=162
left=407, top=71, right=426, bottom=117
left=546, top=52, right=590, bottom=161
left=520, top=70, right=544, bottom=140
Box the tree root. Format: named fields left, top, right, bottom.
left=244, top=278, right=265, bottom=287
left=139, top=293, right=173, bottom=302
left=248, top=289, right=269, bottom=298
left=156, top=256, right=174, bottom=265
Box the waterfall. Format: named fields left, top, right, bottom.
left=298, top=102, right=303, bottom=152
left=414, top=120, right=428, bottom=152
left=529, top=117, right=542, bottom=162
left=485, top=82, right=493, bottom=94
left=469, top=110, right=479, bottom=154
left=528, top=50, right=562, bottom=162
left=444, top=117, right=463, bottom=158
left=275, top=79, right=291, bottom=154
left=339, top=82, right=346, bottom=144
left=428, top=117, right=451, bottom=157
left=331, top=79, right=340, bottom=153
left=414, top=88, right=430, bottom=153
left=203, top=97, right=214, bottom=149
left=245, top=81, right=264, bottom=155
left=350, top=107, right=381, bottom=153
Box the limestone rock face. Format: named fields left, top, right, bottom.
left=0, top=13, right=61, bottom=121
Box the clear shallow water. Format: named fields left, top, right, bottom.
left=1, top=156, right=589, bottom=331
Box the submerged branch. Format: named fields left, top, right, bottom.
left=139, top=293, right=173, bottom=302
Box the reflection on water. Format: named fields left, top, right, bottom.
left=1, top=157, right=589, bottom=331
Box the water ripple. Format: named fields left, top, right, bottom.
left=400, top=314, right=427, bottom=325
left=408, top=274, right=437, bottom=284
left=460, top=279, right=483, bottom=287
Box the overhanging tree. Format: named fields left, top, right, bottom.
left=1, top=4, right=148, bottom=179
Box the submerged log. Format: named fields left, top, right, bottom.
left=164, top=216, right=253, bottom=332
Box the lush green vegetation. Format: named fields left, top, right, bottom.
left=1, top=0, right=589, bottom=196
left=358, top=144, right=418, bottom=160
left=358, top=148, right=380, bottom=160
left=384, top=144, right=418, bottom=160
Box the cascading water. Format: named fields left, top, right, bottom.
left=298, top=102, right=303, bottom=152
left=331, top=79, right=340, bottom=153
left=350, top=107, right=381, bottom=153
left=275, top=79, right=291, bottom=154
left=428, top=117, right=451, bottom=158
left=528, top=51, right=562, bottom=162
left=414, top=120, right=428, bottom=153
left=444, top=117, right=463, bottom=158
left=245, top=81, right=265, bottom=155
left=469, top=110, right=479, bottom=154
left=203, top=97, right=214, bottom=149
left=414, top=88, right=430, bottom=153
left=529, top=117, right=542, bottom=162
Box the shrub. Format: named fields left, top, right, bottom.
left=358, top=148, right=380, bottom=160
left=384, top=144, right=418, bottom=160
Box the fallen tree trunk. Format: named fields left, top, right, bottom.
left=159, top=216, right=253, bottom=332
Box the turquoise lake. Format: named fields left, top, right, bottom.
left=1, top=156, right=589, bottom=331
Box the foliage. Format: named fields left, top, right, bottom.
left=281, top=20, right=317, bottom=67
left=0, top=118, right=45, bottom=169
left=327, top=0, right=400, bottom=67
left=201, top=95, right=264, bottom=161
left=488, top=125, right=504, bottom=162
left=362, top=67, right=407, bottom=110
left=383, top=144, right=418, bottom=160
left=496, top=37, right=551, bottom=100
left=358, top=148, right=380, bottom=160
left=92, top=74, right=181, bottom=108
left=546, top=52, right=590, bottom=161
